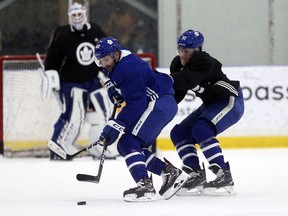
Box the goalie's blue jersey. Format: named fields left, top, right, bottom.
left=108, top=50, right=175, bottom=133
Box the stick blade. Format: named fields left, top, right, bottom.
left=48, top=140, right=67, bottom=160
left=76, top=174, right=100, bottom=183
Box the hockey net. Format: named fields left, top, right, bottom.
left=0, top=53, right=157, bottom=157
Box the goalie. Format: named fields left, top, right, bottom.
left=43, top=2, right=119, bottom=160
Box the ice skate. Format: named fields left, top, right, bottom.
left=123, top=178, right=157, bottom=202
left=159, top=158, right=189, bottom=200
left=176, top=165, right=207, bottom=196
left=203, top=162, right=236, bottom=196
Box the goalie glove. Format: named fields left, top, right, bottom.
left=104, top=80, right=124, bottom=107
left=100, top=119, right=125, bottom=145
left=42, top=70, right=60, bottom=100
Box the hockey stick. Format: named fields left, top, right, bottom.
left=76, top=139, right=109, bottom=183
left=48, top=104, right=118, bottom=160
left=36, top=53, right=46, bottom=79
left=76, top=104, right=118, bottom=183
left=48, top=139, right=101, bottom=160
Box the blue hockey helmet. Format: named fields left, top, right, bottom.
left=177, top=29, right=204, bottom=49
left=94, top=36, right=121, bottom=59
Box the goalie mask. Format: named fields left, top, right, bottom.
left=68, top=2, right=87, bottom=31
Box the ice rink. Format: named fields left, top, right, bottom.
left=1, top=148, right=288, bottom=216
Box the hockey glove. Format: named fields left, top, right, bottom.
left=99, top=119, right=125, bottom=145
left=105, top=80, right=124, bottom=107
left=42, top=69, right=60, bottom=100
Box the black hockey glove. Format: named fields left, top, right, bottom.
left=105, top=80, right=124, bottom=107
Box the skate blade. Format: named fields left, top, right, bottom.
left=176, top=186, right=204, bottom=196
left=124, top=193, right=157, bottom=202
left=162, top=174, right=189, bottom=200
left=203, top=186, right=236, bottom=196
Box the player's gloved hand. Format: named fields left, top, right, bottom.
left=99, top=119, right=125, bottom=145
left=104, top=80, right=124, bottom=107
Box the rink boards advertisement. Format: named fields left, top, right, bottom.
left=156, top=66, right=288, bottom=149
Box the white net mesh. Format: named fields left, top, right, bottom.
left=1, top=54, right=156, bottom=157
left=3, top=59, right=60, bottom=157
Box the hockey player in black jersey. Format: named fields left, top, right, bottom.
left=169, top=29, right=245, bottom=195
left=44, top=3, right=118, bottom=160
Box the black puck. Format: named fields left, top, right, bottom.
left=77, top=201, right=86, bottom=205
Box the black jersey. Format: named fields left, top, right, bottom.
left=44, top=23, right=106, bottom=83
left=170, top=51, right=239, bottom=104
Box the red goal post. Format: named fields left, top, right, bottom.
left=0, top=53, right=157, bottom=157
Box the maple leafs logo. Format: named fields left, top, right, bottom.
left=107, top=39, right=114, bottom=45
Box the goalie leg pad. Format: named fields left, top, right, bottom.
left=54, top=87, right=87, bottom=154
left=89, top=88, right=111, bottom=122
left=88, top=88, right=119, bottom=159
left=86, top=112, right=119, bottom=159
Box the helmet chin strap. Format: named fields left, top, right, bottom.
left=111, top=51, right=121, bottom=63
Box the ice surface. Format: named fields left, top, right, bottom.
left=1, top=148, right=288, bottom=216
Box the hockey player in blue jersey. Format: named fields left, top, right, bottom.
left=94, top=36, right=188, bottom=202
left=169, top=30, right=244, bottom=195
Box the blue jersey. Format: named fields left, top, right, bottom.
left=108, top=50, right=174, bottom=132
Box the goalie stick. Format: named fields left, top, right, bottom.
left=76, top=104, right=118, bottom=184
left=36, top=53, right=46, bottom=80
left=48, top=139, right=101, bottom=160
left=48, top=104, right=118, bottom=160
left=36, top=53, right=64, bottom=111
